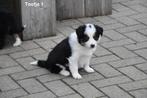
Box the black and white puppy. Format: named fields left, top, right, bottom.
left=31, top=24, right=103, bottom=79
left=0, top=9, right=24, bottom=49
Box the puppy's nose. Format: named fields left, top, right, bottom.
left=91, top=44, right=95, bottom=48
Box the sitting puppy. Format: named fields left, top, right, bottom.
left=31, top=24, right=103, bottom=79
left=0, top=9, right=24, bottom=49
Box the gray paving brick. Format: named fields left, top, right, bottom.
left=36, top=40, right=56, bottom=50
left=78, top=17, right=97, bottom=24
left=0, top=88, right=27, bottom=98
left=109, top=47, right=137, bottom=59
left=135, top=63, right=147, bottom=71
left=16, top=57, right=38, bottom=70
left=59, top=94, right=82, bottom=98
left=91, top=55, right=120, bottom=65
left=129, top=89, right=147, bottom=98
left=116, top=24, right=147, bottom=33
left=0, top=47, right=23, bottom=55
left=91, top=76, right=131, bottom=88
left=124, top=32, right=147, bottom=42
left=94, top=16, right=117, bottom=24
left=20, top=41, right=39, bottom=50
left=57, top=26, right=75, bottom=36
left=92, top=64, right=121, bottom=77
left=116, top=17, right=139, bottom=26
left=100, top=85, right=133, bottom=98
left=11, top=68, right=49, bottom=80
left=58, top=19, right=82, bottom=27
left=121, top=0, right=142, bottom=6
left=112, top=3, right=131, bottom=11
left=119, top=79, right=147, bottom=91
left=129, top=5, right=147, bottom=12
left=10, top=48, right=46, bottom=59
left=103, top=23, right=125, bottom=30
left=101, top=39, right=135, bottom=48
left=104, top=30, right=126, bottom=40
left=135, top=49, right=147, bottom=59
left=63, top=73, right=103, bottom=85
left=138, top=29, right=147, bottom=36
left=37, top=74, right=64, bottom=83
left=94, top=46, right=112, bottom=57
left=72, top=83, right=104, bottom=98
left=18, top=78, right=47, bottom=94
left=45, top=80, right=74, bottom=96
left=99, top=36, right=111, bottom=43
left=125, top=41, right=147, bottom=50
left=119, top=66, right=147, bottom=80
left=130, top=13, right=147, bottom=19
left=19, top=91, right=56, bottom=98
left=0, top=66, right=25, bottom=76
left=0, top=55, right=18, bottom=68
left=137, top=18, right=147, bottom=25
left=33, top=52, right=49, bottom=60
left=0, top=76, right=20, bottom=91
left=109, top=57, right=146, bottom=68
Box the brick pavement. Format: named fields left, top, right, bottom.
left=0, top=0, right=147, bottom=98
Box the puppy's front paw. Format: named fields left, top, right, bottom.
left=13, top=40, right=22, bottom=47
left=72, top=73, right=82, bottom=79
left=85, top=67, right=95, bottom=73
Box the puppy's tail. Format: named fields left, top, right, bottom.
left=30, top=60, right=47, bottom=68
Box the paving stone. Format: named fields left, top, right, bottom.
left=20, top=41, right=39, bottom=50
left=0, top=66, right=25, bottom=76
left=109, top=57, right=146, bottom=68
left=99, top=36, right=111, bottom=43
left=59, top=94, right=82, bottom=98
left=11, top=68, right=49, bottom=80
left=138, top=29, right=147, bottom=36
left=92, top=64, right=121, bottom=77
left=129, top=5, right=147, bottom=12
left=103, top=23, right=125, bottom=30
left=45, top=80, right=74, bottom=96
left=0, top=76, right=20, bottom=91
left=124, top=32, right=147, bottom=42
left=91, top=76, right=131, bottom=88
left=57, top=26, right=75, bottom=36
left=33, top=52, right=49, bottom=60
left=112, top=3, right=131, bottom=11
left=121, top=0, right=143, bottom=6
left=116, top=24, right=146, bottom=33
left=104, top=30, right=126, bottom=40
left=119, top=66, right=147, bottom=80
left=63, top=73, right=103, bottom=85
left=58, top=19, right=82, bottom=26
left=0, top=47, right=24, bottom=55
left=0, top=88, right=27, bottom=98
left=16, top=57, right=38, bottom=70
left=94, top=16, right=117, bottom=24
left=10, top=48, right=46, bottom=59
left=110, top=9, right=137, bottom=18
left=91, top=55, right=120, bottom=65
left=18, top=78, right=47, bottom=94
left=130, top=13, right=147, bottom=19
left=109, top=47, right=137, bottom=59
left=135, top=49, right=147, bottom=59
left=78, top=17, right=97, bottom=24
left=19, top=91, right=56, bottom=98
left=125, top=41, right=147, bottom=50
left=72, top=83, right=104, bottom=98
left=36, top=40, right=56, bottom=50
left=135, top=63, right=147, bottom=71
left=0, top=55, right=18, bottom=68
left=129, top=89, right=147, bottom=98
left=137, top=18, right=147, bottom=25
left=37, top=74, right=64, bottom=83
left=94, top=46, right=112, bottom=57
left=116, top=17, right=139, bottom=26
left=119, top=79, right=147, bottom=91
left=100, top=85, right=133, bottom=98
left=101, top=39, right=135, bottom=48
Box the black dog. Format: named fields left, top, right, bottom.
left=0, top=9, right=24, bottom=49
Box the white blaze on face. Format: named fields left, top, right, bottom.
left=84, top=24, right=97, bottom=48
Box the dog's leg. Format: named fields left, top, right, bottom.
left=13, top=34, right=22, bottom=47
left=69, top=57, right=82, bottom=79
left=84, top=56, right=95, bottom=73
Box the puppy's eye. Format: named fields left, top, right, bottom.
left=93, top=34, right=99, bottom=41
left=81, top=36, right=89, bottom=42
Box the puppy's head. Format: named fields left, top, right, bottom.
left=76, top=24, right=103, bottom=49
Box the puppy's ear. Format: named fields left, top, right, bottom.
left=94, top=25, right=103, bottom=36
left=76, top=25, right=86, bottom=38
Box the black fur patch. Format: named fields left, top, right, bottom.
left=93, top=25, right=103, bottom=41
